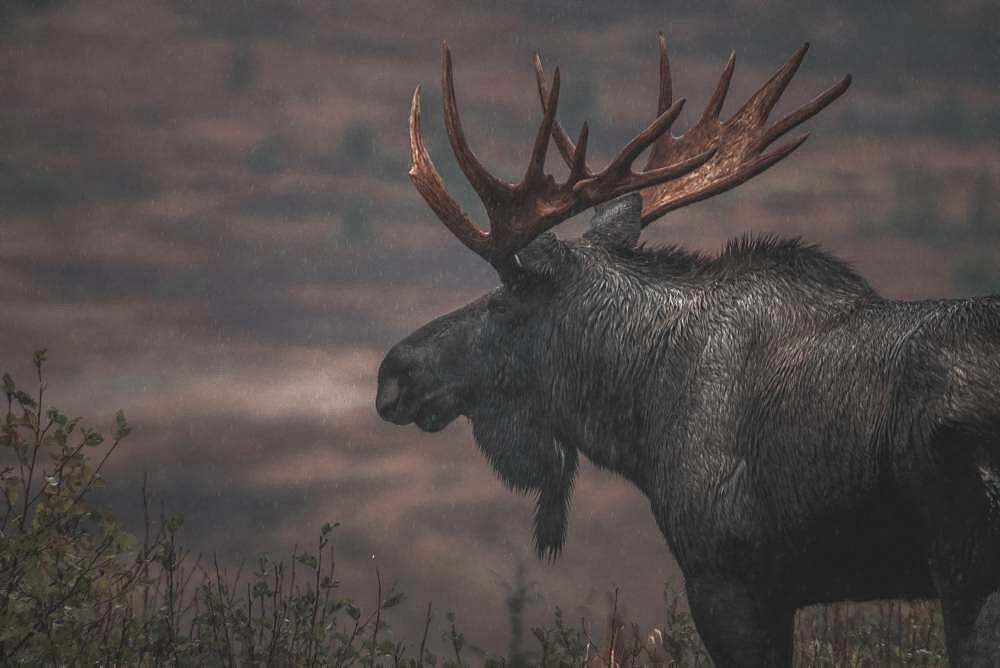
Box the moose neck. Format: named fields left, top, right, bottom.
left=542, top=248, right=707, bottom=492
left=541, top=237, right=882, bottom=494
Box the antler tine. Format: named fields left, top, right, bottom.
left=441, top=43, right=510, bottom=206
left=754, top=74, right=852, bottom=152
left=408, top=85, right=491, bottom=257
left=632, top=146, right=717, bottom=189
left=656, top=32, right=673, bottom=115
left=757, top=132, right=811, bottom=168
left=643, top=32, right=702, bottom=172
left=534, top=54, right=592, bottom=179
left=524, top=66, right=560, bottom=185
left=730, top=42, right=810, bottom=127
left=568, top=122, right=590, bottom=186
left=602, top=98, right=687, bottom=178
left=700, top=51, right=736, bottom=124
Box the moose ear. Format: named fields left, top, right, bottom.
left=583, top=192, right=642, bottom=251
left=513, top=232, right=573, bottom=282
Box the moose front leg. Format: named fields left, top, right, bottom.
left=684, top=576, right=795, bottom=667
left=926, top=523, right=1000, bottom=665
left=918, top=433, right=1000, bottom=665
left=927, top=533, right=1000, bottom=665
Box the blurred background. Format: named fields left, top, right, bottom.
left=2, top=0, right=998, bottom=656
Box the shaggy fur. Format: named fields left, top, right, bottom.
left=376, top=193, right=1000, bottom=666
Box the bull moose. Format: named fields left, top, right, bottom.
left=374, top=34, right=1000, bottom=665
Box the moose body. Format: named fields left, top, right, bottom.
left=375, top=36, right=1000, bottom=665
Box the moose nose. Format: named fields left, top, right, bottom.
left=376, top=375, right=402, bottom=418
left=376, top=348, right=415, bottom=423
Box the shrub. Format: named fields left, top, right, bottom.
left=0, top=349, right=140, bottom=662
left=0, top=351, right=410, bottom=665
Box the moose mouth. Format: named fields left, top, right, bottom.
left=412, top=401, right=461, bottom=432
left=376, top=377, right=463, bottom=433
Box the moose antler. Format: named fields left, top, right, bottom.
left=409, top=43, right=716, bottom=280
left=535, top=34, right=852, bottom=226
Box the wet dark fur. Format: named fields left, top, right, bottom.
left=376, top=194, right=1000, bottom=666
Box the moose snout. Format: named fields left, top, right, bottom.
left=376, top=305, right=475, bottom=430
left=376, top=376, right=402, bottom=416
left=375, top=349, right=413, bottom=424
left=376, top=339, right=466, bottom=433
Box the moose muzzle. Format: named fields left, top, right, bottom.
left=376, top=339, right=465, bottom=433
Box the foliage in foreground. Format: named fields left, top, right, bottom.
left=0, top=352, right=948, bottom=665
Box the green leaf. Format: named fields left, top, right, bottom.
left=114, top=410, right=131, bottom=440
left=2, top=373, right=14, bottom=396
left=165, top=512, right=184, bottom=533
left=65, top=417, right=81, bottom=434
left=81, top=427, right=104, bottom=447
left=13, top=390, right=36, bottom=409
left=32, top=349, right=48, bottom=370
left=382, top=590, right=405, bottom=609
left=295, top=552, right=318, bottom=569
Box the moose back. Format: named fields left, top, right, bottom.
left=374, top=35, right=1000, bottom=666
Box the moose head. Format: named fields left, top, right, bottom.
left=376, top=35, right=850, bottom=559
